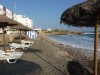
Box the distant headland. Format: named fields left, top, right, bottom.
left=41, top=28, right=83, bottom=35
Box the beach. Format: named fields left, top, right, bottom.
left=0, top=35, right=99, bottom=75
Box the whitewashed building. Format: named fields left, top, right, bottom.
left=0, top=5, right=6, bottom=15
left=16, top=15, right=33, bottom=28
left=16, top=15, right=38, bottom=39
left=12, top=13, right=17, bottom=21
left=0, top=4, right=38, bottom=39
left=47, top=28, right=52, bottom=31
left=27, top=30, right=38, bottom=39
left=6, top=8, right=13, bottom=19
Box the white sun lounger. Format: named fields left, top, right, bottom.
left=6, top=50, right=23, bottom=59
left=0, top=50, right=23, bottom=63
left=21, top=40, right=34, bottom=45
left=9, top=41, right=32, bottom=50
left=0, top=52, right=17, bottom=63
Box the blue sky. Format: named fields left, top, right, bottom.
left=0, top=0, right=98, bottom=32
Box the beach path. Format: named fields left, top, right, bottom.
left=22, top=37, right=69, bottom=75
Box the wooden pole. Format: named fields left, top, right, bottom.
left=94, top=14, right=98, bottom=75
left=19, top=30, right=21, bottom=41
left=2, top=27, right=6, bottom=52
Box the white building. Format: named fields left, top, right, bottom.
left=12, top=13, right=17, bottom=21
left=47, top=28, right=52, bottom=31
left=25, top=17, right=33, bottom=28
left=0, top=5, right=6, bottom=15
left=0, top=5, right=13, bottom=19
left=6, top=8, right=13, bottom=19
left=0, top=4, right=38, bottom=39
left=16, top=15, right=37, bottom=39
left=27, top=30, right=38, bottom=39
left=0, top=4, right=33, bottom=29
left=16, top=15, right=33, bottom=28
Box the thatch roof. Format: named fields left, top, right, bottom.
left=0, top=15, right=32, bottom=30
left=10, top=22, right=32, bottom=31
left=0, top=15, right=18, bottom=27
left=60, top=0, right=100, bottom=27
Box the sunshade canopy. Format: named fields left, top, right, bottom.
left=10, top=23, right=32, bottom=31
left=0, top=15, right=18, bottom=27
left=60, top=0, right=100, bottom=27
left=60, top=0, right=100, bottom=75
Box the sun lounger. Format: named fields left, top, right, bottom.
left=9, top=43, right=22, bottom=49
left=6, top=50, right=23, bottom=59
left=0, top=52, right=17, bottom=63
left=9, top=41, right=32, bottom=50
left=21, top=40, right=34, bottom=45
left=0, top=50, right=23, bottom=63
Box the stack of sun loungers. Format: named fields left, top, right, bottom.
left=0, top=40, right=34, bottom=63
left=9, top=40, right=34, bottom=50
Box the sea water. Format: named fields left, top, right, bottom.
left=48, top=33, right=100, bottom=51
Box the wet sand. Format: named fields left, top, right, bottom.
left=0, top=35, right=99, bottom=75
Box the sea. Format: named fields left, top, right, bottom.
left=47, top=32, right=100, bottom=51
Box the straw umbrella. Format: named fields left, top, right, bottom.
left=0, top=15, right=18, bottom=52
left=10, top=23, right=32, bottom=41
left=60, top=0, right=99, bottom=75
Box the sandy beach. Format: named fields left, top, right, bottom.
left=0, top=35, right=99, bottom=75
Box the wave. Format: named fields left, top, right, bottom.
left=48, top=35, right=100, bottom=51
left=83, top=32, right=100, bottom=35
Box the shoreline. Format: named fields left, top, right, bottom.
left=41, top=34, right=94, bottom=56
left=40, top=35, right=99, bottom=69
left=46, top=34, right=100, bottom=55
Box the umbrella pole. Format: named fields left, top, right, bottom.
left=94, top=16, right=98, bottom=75
left=25, top=31, right=27, bottom=35
left=20, top=30, right=21, bottom=41
left=2, top=27, right=6, bottom=52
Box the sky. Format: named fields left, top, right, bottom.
left=0, top=0, right=99, bottom=32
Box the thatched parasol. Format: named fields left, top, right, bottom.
left=10, top=22, right=32, bottom=31
left=0, top=15, right=18, bottom=52
left=10, top=22, right=32, bottom=41
left=60, top=0, right=100, bottom=75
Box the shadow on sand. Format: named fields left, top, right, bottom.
left=0, top=59, right=42, bottom=75
left=67, top=60, right=93, bottom=75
